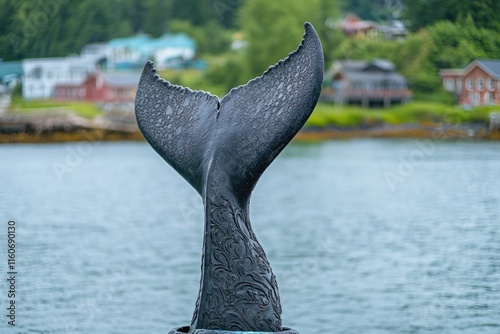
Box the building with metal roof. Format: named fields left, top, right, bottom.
left=322, top=59, right=412, bottom=108
left=106, top=33, right=196, bottom=70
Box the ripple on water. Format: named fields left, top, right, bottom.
left=1, top=139, right=499, bottom=334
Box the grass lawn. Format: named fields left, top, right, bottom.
left=9, top=97, right=102, bottom=118
left=306, top=101, right=495, bottom=128
left=146, top=69, right=496, bottom=128
left=7, top=90, right=495, bottom=129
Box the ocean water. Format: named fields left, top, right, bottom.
left=1, top=139, right=499, bottom=334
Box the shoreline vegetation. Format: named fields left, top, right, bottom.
left=1, top=100, right=499, bottom=143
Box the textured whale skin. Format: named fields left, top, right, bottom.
left=135, top=22, right=323, bottom=333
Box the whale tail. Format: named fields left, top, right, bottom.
left=135, top=22, right=323, bottom=200
left=135, top=23, right=323, bottom=332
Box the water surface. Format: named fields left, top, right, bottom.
left=1, top=139, right=499, bottom=333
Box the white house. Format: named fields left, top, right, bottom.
left=22, top=56, right=97, bottom=100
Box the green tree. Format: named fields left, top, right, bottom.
left=170, top=0, right=244, bottom=29
left=0, top=0, right=245, bottom=60
left=314, top=0, right=343, bottom=65
left=0, top=0, right=23, bottom=60
left=240, top=0, right=341, bottom=78
left=404, top=0, right=500, bottom=32
left=340, top=0, right=396, bottom=22
left=170, top=19, right=231, bottom=55
left=427, top=17, right=500, bottom=69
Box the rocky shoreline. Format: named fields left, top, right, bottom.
left=296, top=123, right=500, bottom=141
left=0, top=112, right=141, bottom=143
left=2, top=111, right=500, bottom=143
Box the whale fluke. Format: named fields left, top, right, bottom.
left=135, top=22, right=323, bottom=332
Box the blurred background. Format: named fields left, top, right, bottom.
left=1, top=1, right=500, bottom=333
left=0, top=0, right=500, bottom=135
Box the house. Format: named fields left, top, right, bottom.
left=153, top=33, right=196, bottom=69
left=106, top=33, right=196, bottom=70
left=377, top=17, right=408, bottom=40
left=22, top=56, right=97, bottom=100
left=21, top=32, right=196, bottom=100
left=106, top=35, right=151, bottom=70
left=341, top=14, right=378, bottom=38
left=439, top=59, right=500, bottom=106
left=54, top=71, right=140, bottom=102
left=322, top=59, right=412, bottom=108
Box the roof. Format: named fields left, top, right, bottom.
left=476, top=59, right=500, bottom=79
left=336, top=60, right=367, bottom=72
left=342, top=14, right=377, bottom=33
left=55, top=71, right=141, bottom=89
left=99, top=72, right=141, bottom=87
left=329, top=59, right=401, bottom=74
left=344, top=71, right=407, bottom=84
left=439, top=69, right=465, bottom=77
left=439, top=59, right=500, bottom=79
left=108, top=33, right=196, bottom=53
left=22, top=56, right=97, bottom=67
left=326, top=59, right=408, bottom=84
left=0, top=61, right=23, bottom=79
left=158, top=33, right=196, bottom=49
left=368, top=59, right=395, bottom=72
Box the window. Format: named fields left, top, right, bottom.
left=466, top=79, right=473, bottom=90
left=444, top=78, right=455, bottom=91
left=477, top=78, right=484, bottom=90
left=485, top=92, right=494, bottom=104
left=352, top=81, right=363, bottom=90
left=31, top=67, right=42, bottom=79
left=389, top=82, right=402, bottom=90
left=487, top=79, right=494, bottom=90
left=471, top=92, right=480, bottom=105
left=332, top=80, right=342, bottom=90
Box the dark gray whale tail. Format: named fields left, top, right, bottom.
left=135, top=23, right=323, bottom=332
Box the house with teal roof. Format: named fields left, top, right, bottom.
left=0, top=60, right=23, bottom=90
left=106, top=33, right=196, bottom=70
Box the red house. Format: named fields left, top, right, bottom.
left=54, top=71, right=140, bottom=102
left=341, top=14, right=377, bottom=38
left=439, top=59, right=500, bottom=106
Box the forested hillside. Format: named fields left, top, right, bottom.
left=0, top=0, right=240, bottom=60
left=1, top=0, right=499, bottom=97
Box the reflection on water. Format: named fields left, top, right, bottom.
left=1, top=139, right=499, bottom=333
